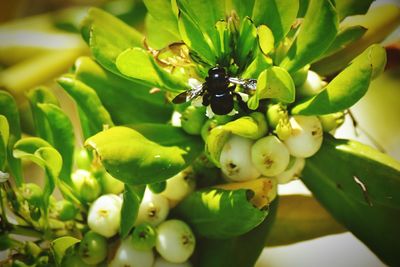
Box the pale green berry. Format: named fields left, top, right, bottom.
left=251, top=135, right=290, bottom=176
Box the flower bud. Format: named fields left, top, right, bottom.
left=72, top=169, right=101, bottom=202
left=297, top=71, right=324, bottom=97
left=266, top=103, right=288, bottom=129
left=21, top=183, right=43, bottom=206
left=181, top=106, right=206, bottom=135
left=55, top=200, right=78, bottom=221
left=318, top=112, right=345, bottom=132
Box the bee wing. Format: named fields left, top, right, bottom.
left=172, top=84, right=205, bottom=104
left=229, top=77, right=257, bottom=91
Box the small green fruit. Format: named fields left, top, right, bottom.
left=79, top=231, right=108, bottom=265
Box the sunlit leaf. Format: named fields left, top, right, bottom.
left=247, top=66, right=295, bottom=110
left=252, top=0, right=299, bottom=45
left=81, top=7, right=143, bottom=76
left=280, top=0, right=338, bottom=73
left=116, top=47, right=187, bottom=92
left=74, top=56, right=173, bottom=124
left=0, top=115, right=9, bottom=171
left=175, top=188, right=268, bottom=238
left=85, top=126, right=202, bottom=185
left=292, top=44, right=386, bottom=115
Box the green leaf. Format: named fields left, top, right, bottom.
left=85, top=126, right=201, bottom=185
left=312, top=4, right=400, bottom=76
left=232, top=0, right=255, bottom=20
left=50, top=236, right=80, bottom=265
left=213, top=20, right=233, bottom=66
left=74, top=56, right=173, bottom=124
left=280, top=0, right=338, bottom=73
left=321, top=25, right=367, bottom=59
left=145, top=14, right=180, bottom=50
left=236, top=17, right=258, bottom=68
left=116, top=47, right=187, bottom=92
left=37, top=103, right=74, bottom=185
left=81, top=7, right=143, bottom=76
left=143, top=0, right=180, bottom=37
left=292, top=44, right=386, bottom=115
left=58, top=75, right=114, bottom=136
left=177, top=9, right=216, bottom=65
left=247, top=66, right=295, bottom=110
left=26, top=87, right=59, bottom=143
left=120, top=184, right=145, bottom=238
left=335, top=0, right=374, bottom=21
left=265, top=195, right=345, bottom=246
left=0, top=115, right=9, bottom=171
left=175, top=188, right=268, bottom=239
left=0, top=90, right=22, bottom=186
left=193, top=198, right=278, bottom=267
left=176, top=0, right=225, bottom=37
left=252, top=0, right=299, bottom=45
left=206, top=113, right=268, bottom=167
left=130, top=123, right=203, bottom=149
left=257, top=25, right=274, bottom=55
left=302, top=135, right=400, bottom=266
left=13, top=138, right=62, bottom=213
left=241, top=48, right=273, bottom=79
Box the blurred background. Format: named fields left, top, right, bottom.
left=1, top=0, right=399, bottom=266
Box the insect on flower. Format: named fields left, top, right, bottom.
left=172, top=67, right=257, bottom=115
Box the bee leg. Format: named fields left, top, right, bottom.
left=202, top=92, right=211, bottom=106
left=233, top=92, right=250, bottom=113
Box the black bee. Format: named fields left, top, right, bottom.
left=172, top=67, right=257, bottom=115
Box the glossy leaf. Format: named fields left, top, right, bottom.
left=27, top=87, right=59, bottom=143
left=302, top=135, right=400, bottom=266
left=175, top=188, right=268, bottom=239
left=265, top=195, right=345, bottom=246
left=257, top=25, right=274, bottom=55
left=206, top=113, right=268, bottom=167
left=292, top=44, right=386, bottom=115
left=177, top=9, right=216, bottom=65
left=74, top=57, right=172, bottom=124
left=321, top=25, right=367, bottom=59
left=252, top=0, right=299, bottom=45
left=58, top=75, right=114, bottom=136
left=247, top=66, right=295, bottom=110
left=85, top=126, right=201, bottom=185
left=0, top=115, right=8, bottom=171
left=312, top=4, right=400, bottom=76
left=280, top=0, right=338, bottom=73
left=120, top=184, right=145, bottom=238
left=37, top=103, right=74, bottom=185
left=130, top=123, right=203, bottom=149
left=143, top=0, right=180, bottom=37
left=50, top=236, right=80, bottom=265
left=335, top=0, right=374, bottom=21
left=193, top=198, right=278, bottom=267
left=81, top=7, right=143, bottom=76
left=0, top=91, right=22, bottom=186
left=116, top=47, right=187, bottom=92
left=13, top=138, right=62, bottom=213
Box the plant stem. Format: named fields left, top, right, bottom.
left=11, top=225, right=43, bottom=239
